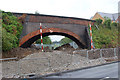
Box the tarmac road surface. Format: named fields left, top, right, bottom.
left=44, top=62, right=119, bottom=79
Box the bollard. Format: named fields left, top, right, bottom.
left=89, top=24, right=94, bottom=50
left=40, top=23, right=44, bottom=52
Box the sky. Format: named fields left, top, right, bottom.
left=0, top=0, right=119, bottom=42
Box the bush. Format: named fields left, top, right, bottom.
left=2, top=28, right=18, bottom=51
left=36, top=36, right=52, bottom=44
left=111, top=22, right=117, bottom=28
left=2, top=12, right=23, bottom=38
left=2, top=11, right=23, bottom=51
left=60, top=37, right=72, bottom=45
left=103, top=17, right=112, bottom=29
left=92, top=20, right=118, bottom=48
left=95, top=18, right=103, bottom=25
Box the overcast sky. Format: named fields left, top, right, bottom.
left=0, top=0, right=119, bottom=42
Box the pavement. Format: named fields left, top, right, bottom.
left=43, top=62, right=119, bottom=79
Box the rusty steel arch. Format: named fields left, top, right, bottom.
left=19, top=28, right=86, bottom=48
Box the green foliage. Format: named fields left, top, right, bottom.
left=95, top=18, right=103, bottom=25
left=60, top=37, right=72, bottom=45
left=111, top=22, right=117, bottom=28
left=36, top=36, right=52, bottom=44
left=103, top=17, right=112, bottom=29
left=2, top=11, right=23, bottom=51
left=92, top=19, right=118, bottom=49
left=2, top=28, right=18, bottom=51
left=2, top=12, right=23, bottom=38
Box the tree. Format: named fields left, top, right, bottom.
left=2, top=28, right=18, bottom=51
left=35, top=11, right=40, bottom=14
left=111, top=22, right=117, bottom=28
left=2, top=11, right=23, bottom=51
left=103, top=17, right=112, bottom=29
left=95, top=19, right=103, bottom=25
left=92, top=24, right=118, bottom=48
left=36, top=36, right=52, bottom=44
left=2, top=12, right=23, bottom=38
left=60, top=37, right=72, bottom=45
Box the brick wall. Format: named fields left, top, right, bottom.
left=12, top=13, right=95, bottom=49
left=28, top=15, right=92, bottom=26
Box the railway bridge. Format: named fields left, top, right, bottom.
left=13, top=13, right=95, bottom=49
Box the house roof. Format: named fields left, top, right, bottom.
left=98, top=12, right=118, bottom=21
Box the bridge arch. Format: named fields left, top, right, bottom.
left=19, top=28, right=86, bottom=48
